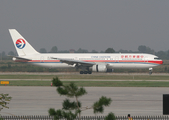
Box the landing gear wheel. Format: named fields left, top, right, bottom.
left=80, top=71, right=92, bottom=74
left=149, top=71, right=152, bottom=75
left=80, top=71, right=84, bottom=74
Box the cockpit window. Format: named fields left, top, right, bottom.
left=154, top=57, right=161, bottom=60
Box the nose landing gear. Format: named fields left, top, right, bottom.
left=149, top=68, right=153, bottom=75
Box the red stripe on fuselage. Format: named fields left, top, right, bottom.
left=14, top=59, right=163, bottom=65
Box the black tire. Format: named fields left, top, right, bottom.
left=80, top=71, right=83, bottom=74
left=149, top=71, right=152, bottom=75
left=88, top=71, right=92, bottom=74
left=84, top=71, right=88, bottom=74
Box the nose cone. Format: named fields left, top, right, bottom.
left=160, top=60, right=163, bottom=64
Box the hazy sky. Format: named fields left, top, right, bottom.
left=0, top=0, right=169, bottom=53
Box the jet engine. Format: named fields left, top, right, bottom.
left=92, top=65, right=107, bottom=72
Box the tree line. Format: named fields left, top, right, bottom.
left=1, top=45, right=169, bottom=60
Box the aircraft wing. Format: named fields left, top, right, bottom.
left=51, top=57, right=95, bottom=67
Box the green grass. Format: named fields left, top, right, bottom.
left=0, top=74, right=169, bottom=87
left=1, top=80, right=169, bottom=87
left=1, top=80, right=50, bottom=86
left=0, top=74, right=169, bottom=80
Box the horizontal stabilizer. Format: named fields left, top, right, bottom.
left=8, top=55, right=31, bottom=61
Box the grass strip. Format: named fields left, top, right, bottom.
left=0, top=75, right=169, bottom=80
left=1, top=80, right=169, bottom=87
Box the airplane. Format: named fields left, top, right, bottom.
left=9, top=29, right=163, bottom=74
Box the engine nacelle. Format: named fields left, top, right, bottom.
left=92, top=65, right=107, bottom=72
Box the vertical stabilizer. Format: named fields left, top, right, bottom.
left=9, top=29, right=39, bottom=56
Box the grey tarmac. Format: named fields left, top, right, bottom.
left=0, top=86, right=168, bottom=116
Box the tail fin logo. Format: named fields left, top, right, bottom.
left=16, top=38, right=26, bottom=49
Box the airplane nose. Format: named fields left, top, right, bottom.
left=161, top=60, right=163, bottom=64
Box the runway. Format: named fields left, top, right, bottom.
left=1, top=86, right=168, bottom=116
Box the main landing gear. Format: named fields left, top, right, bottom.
left=80, top=71, right=92, bottom=74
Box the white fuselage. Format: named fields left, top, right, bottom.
left=14, top=53, right=163, bottom=69
left=9, top=29, right=163, bottom=74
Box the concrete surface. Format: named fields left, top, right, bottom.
left=0, top=86, right=168, bottom=116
